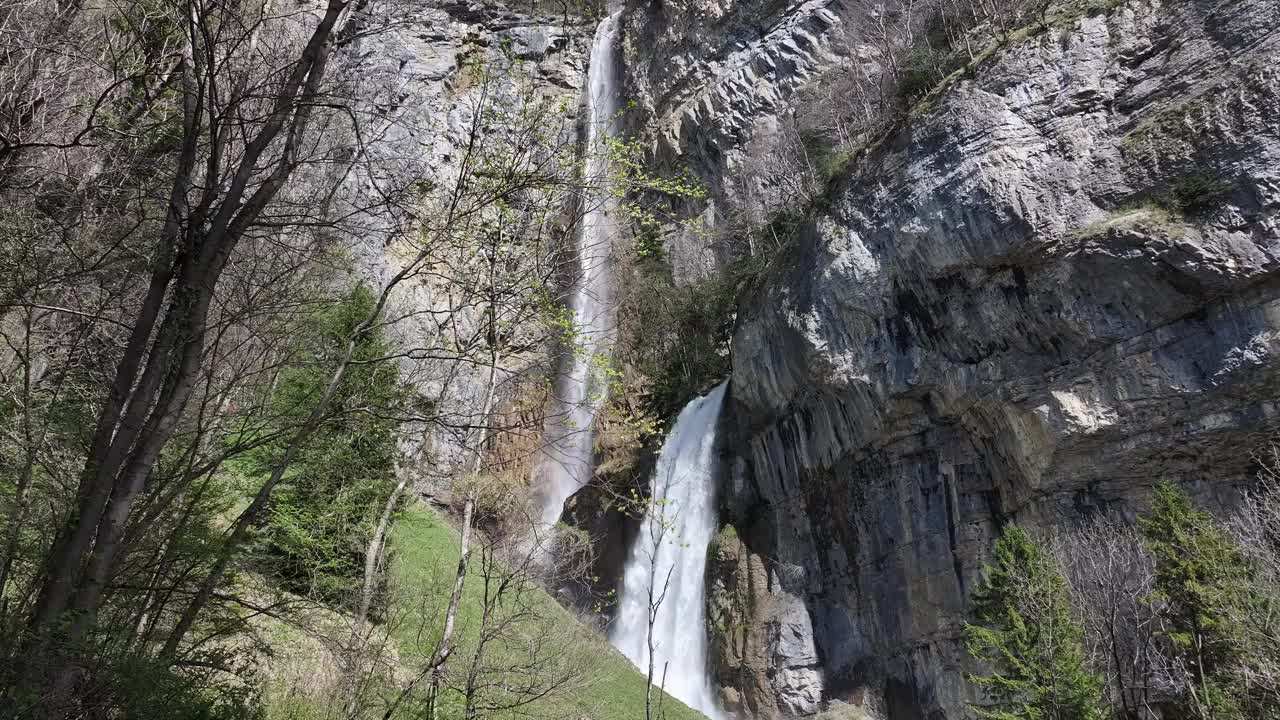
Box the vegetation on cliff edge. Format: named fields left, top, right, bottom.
left=968, top=476, right=1280, bottom=720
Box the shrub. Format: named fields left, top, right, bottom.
left=1166, top=170, right=1233, bottom=214
left=895, top=47, right=950, bottom=107
left=616, top=253, right=737, bottom=420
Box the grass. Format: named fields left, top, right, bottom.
left=260, top=503, right=708, bottom=720
left=1074, top=203, right=1183, bottom=239
left=388, top=507, right=706, bottom=720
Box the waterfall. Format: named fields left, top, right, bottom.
left=538, top=11, right=623, bottom=527
left=611, top=383, right=728, bottom=720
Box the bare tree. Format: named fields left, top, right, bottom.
left=640, top=505, right=678, bottom=720
left=1051, top=521, right=1168, bottom=720
left=1232, top=444, right=1280, bottom=584
left=11, top=0, right=378, bottom=706
left=1226, top=445, right=1280, bottom=709
left=452, top=490, right=594, bottom=720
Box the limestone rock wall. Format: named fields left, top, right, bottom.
left=618, top=0, right=849, bottom=282
left=340, top=1, right=591, bottom=495
left=708, top=527, right=827, bottom=717
left=713, top=0, right=1280, bottom=717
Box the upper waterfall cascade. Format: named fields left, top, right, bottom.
left=611, top=383, right=728, bottom=720
left=537, top=10, right=623, bottom=527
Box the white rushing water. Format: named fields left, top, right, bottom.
left=611, top=383, right=728, bottom=720
left=538, top=11, right=623, bottom=526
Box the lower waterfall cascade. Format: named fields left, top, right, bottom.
left=610, top=382, right=728, bottom=720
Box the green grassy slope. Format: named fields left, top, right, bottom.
left=388, top=506, right=707, bottom=720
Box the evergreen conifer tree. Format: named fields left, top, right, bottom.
left=245, top=284, right=406, bottom=605
left=966, top=524, right=1105, bottom=720
left=1140, top=483, right=1272, bottom=720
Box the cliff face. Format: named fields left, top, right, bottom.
left=619, top=0, right=848, bottom=282
left=690, top=0, right=1280, bottom=717
left=341, top=0, right=1280, bottom=715
left=341, top=1, right=590, bottom=494
left=385, top=2, right=1280, bottom=717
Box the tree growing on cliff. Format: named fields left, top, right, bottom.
left=1051, top=521, right=1164, bottom=720
left=1140, top=483, right=1278, bottom=720
left=640, top=491, right=678, bottom=720
left=966, top=524, right=1106, bottom=720
left=1227, top=446, right=1280, bottom=710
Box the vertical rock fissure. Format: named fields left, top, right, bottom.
left=941, top=465, right=966, bottom=598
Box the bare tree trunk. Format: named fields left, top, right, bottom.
left=644, top=560, right=675, bottom=720
left=343, top=463, right=412, bottom=718
left=29, top=219, right=181, bottom=641
left=658, top=662, right=669, bottom=720
left=426, top=495, right=475, bottom=720
left=462, top=555, right=496, bottom=720
left=0, top=308, right=37, bottom=608
left=425, top=347, right=500, bottom=718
